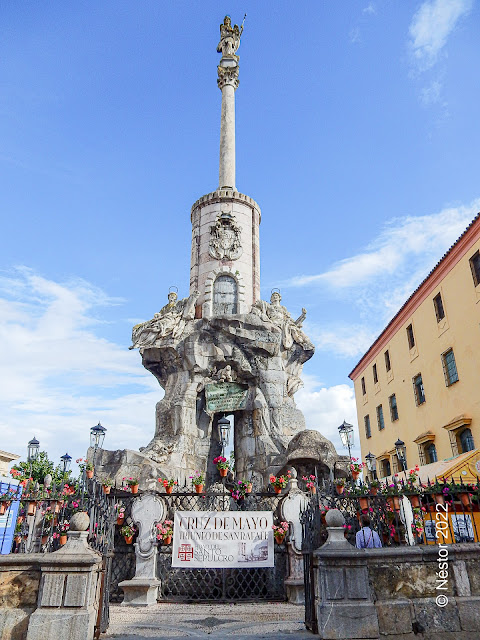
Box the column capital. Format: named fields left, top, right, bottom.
left=217, top=62, right=239, bottom=90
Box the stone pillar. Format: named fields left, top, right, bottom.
left=119, top=494, right=164, bottom=606
left=26, top=513, right=102, bottom=640
left=314, top=510, right=379, bottom=640
left=218, top=73, right=237, bottom=189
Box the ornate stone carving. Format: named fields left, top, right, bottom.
left=252, top=291, right=313, bottom=352
left=217, top=64, right=239, bottom=90
left=208, top=212, right=243, bottom=260
left=130, top=290, right=199, bottom=350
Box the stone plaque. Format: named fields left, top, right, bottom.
left=206, top=382, right=248, bottom=413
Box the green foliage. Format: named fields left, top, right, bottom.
left=11, top=451, right=72, bottom=485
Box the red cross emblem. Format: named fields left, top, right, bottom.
left=178, top=544, right=194, bottom=561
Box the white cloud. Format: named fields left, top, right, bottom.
left=0, top=268, right=161, bottom=468
left=287, top=200, right=479, bottom=291
left=409, top=0, right=473, bottom=71
left=296, top=375, right=360, bottom=457
left=363, top=3, right=376, bottom=15
left=306, top=322, right=378, bottom=359
left=349, top=27, right=361, bottom=44
left=420, top=79, right=443, bottom=105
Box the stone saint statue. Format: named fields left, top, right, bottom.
left=217, top=15, right=244, bottom=59
left=130, top=291, right=199, bottom=349
left=253, top=291, right=312, bottom=350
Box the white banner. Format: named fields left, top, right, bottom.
left=172, top=511, right=274, bottom=568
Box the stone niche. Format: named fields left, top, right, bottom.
left=96, top=296, right=346, bottom=489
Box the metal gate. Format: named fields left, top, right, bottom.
left=300, top=494, right=321, bottom=634
left=156, top=490, right=287, bottom=602
left=110, top=488, right=288, bottom=603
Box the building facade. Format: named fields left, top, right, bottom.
left=349, top=214, right=480, bottom=478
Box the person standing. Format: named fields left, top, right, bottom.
left=356, top=515, right=382, bottom=549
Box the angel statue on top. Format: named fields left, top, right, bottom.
left=130, top=290, right=199, bottom=350
left=217, top=15, right=245, bottom=59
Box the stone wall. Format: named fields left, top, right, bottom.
left=313, top=542, right=480, bottom=640
left=0, top=532, right=102, bottom=640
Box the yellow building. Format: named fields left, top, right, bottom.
left=349, top=213, right=480, bottom=479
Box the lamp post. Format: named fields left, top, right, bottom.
left=365, top=452, right=377, bottom=480
left=60, top=452, right=72, bottom=479
left=27, top=437, right=40, bottom=463
left=218, top=416, right=231, bottom=458
left=338, top=420, right=354, bottom=461
left=90, top=422, right=107, bottom=469
left=394, top=438, right=407, bottom=472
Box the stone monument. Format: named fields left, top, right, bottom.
left=95, top=16, right=347, bottom=489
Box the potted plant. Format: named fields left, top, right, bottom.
left=123, top=477, right=139, bottom=494
left=350, top=457, right=366, bottom=481
left=269, top=471, right=291, bottom=494
left=41, top=527, right=51, bottom=545
left=156, top=520, right=174, bottom=545
left=115, top=504, right=126, bottom=526
left=101, top=477, right=114, bottom=494
left=77, top=458, right=94, bottom=479
left=335, top=478, right=345, bottom=494
left=237, top=479, right=252, bottom=495
left=369, top=479, right=380, bottom=496
left=426, top=479, right=450, bottom=506
left=120, top=523, right=136, bottom=544
left=213, top=456, right=229, bottom=477
left=158, top=478, right=177, bottom=494
left=411, top=507, right=426, bottom=539
left=302, top=475, right=317, bottom=494
left=452, top=482, right=476, bottom=510
left=383, top=483, right=401, bottom=511
left=190, top=471, right=205, bottom=493
left=272, top=521, right=289, bottom=544
left=353, top=483, right=370, bottom=510
left=58, top=519, right=70, bottom=545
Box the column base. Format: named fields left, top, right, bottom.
left=119, top=579, right=161, bottom=607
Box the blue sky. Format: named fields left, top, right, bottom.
left=1, top=1, right=479, bottom=468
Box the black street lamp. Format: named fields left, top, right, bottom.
left=60, top=452, right=72, bottom=476
left=218, top=416, right=231, bottom=457
left=365, top=452, right=377, bottom=480
left=90, top=422, right=107, bottom=450
left=394, top=438, right=407, bottom=471
left=27, top=437, right=40, bottom=463
left=338, top=420, right=354, bottom=461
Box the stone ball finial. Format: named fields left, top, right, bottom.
left=289, top=467, right=297, bottom=479
left=70, top=511, right=90, bottom=532
left=43, top=474, right=52, bottom=488
left=325, top=509, right=345, bottom=527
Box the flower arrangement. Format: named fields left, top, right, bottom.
left=102, top=476, right=114, bottom=488
left=123, top=477, right=139, bottom=487
left=156, top=520, right=174, bottom=543
left=190, top=471, right=205, bottom=486
left=411, top=507, right=426, bottom=537
left=272, top=521, right=289, bottom=540
left=408, top=465, right=420, bottom=482
left=76, top=458, right=94, bottom=472
left=302, top=475, right=316, bottom=490
left=158, top=478, right=177, bottom=488
left=370, top=479, right=380, bottom=489
left=58, top=519, right=70, bottom=533
left=120, top=524, right=136, bottom=538
left=335, top=478, right=345, bottom=487
left=382, top=482, right=401, bottom=496
left=213, top=456, right=229, bottom=470
left=269, top=471, right=291, bottom=490
left=350, top=458, right=366, bottom=474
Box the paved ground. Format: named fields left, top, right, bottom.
left=103, top=602, right=316, bottom=639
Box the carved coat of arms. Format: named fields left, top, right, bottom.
left=209, top=212, right=243, bottom=260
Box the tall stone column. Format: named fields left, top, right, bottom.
left=217, top=16, right=242, bottom=190
left=218, top=62, right=238, bottom=190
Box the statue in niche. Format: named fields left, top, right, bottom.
left=252, top=291, right=313, bottom=351
left=217, top=15, right=244, bottom=59
left=130, top=290, right=199, bottom=349
left=209, top=212, right=243, bottom=260
left=215, top=364, right=236, bottom=383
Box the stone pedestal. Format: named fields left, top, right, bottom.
left=25, top=531, right=102, bottom=640
left=120, top=495, right=165, bottom=607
